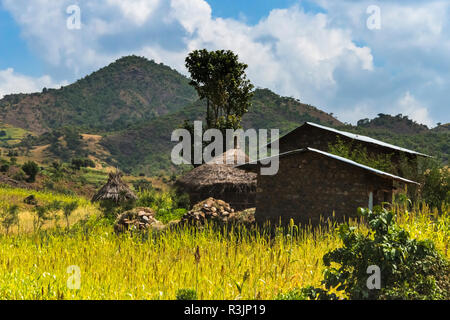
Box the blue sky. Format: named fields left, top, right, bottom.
left=0, top=0, right=449, bottom=127
left=0, top=8, right=42, bottom=76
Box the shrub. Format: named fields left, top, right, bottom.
left=328, top=137, right=395, bottom=173
left=71, top=158, right=95, bottom=170
left=176, top=288, right=197, bottom=300
left=132, top=179, right=153, bottom=191
left=421, top=165, right=449, bottom=210
left=12, top=170, right=26, bottom=181
left=276, top=286, right=337, bottom=300
left=275, top=288, right=307, bottom=300
left=7, top=150, right=19, bottom=157
left=173, top=192, right=190, bottom=210
left=62, top=201, right=79, bottom=229
left=310, top=206, right=449, bottom=300
left=135, top=190, right=187, bottom=223
left=0, top=204, right=19, bottom=234
left=22, top=161, right=39, bottom=182
left=0, top=163, right=9, bottom=173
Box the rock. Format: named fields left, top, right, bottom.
left=178, top=198, right=255, bottom=227
left=23, top=195, right=38, bottom=206
left=114, top=207, right=163, bottom=234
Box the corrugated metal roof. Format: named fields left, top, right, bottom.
left=236, top=147, right=419, bottom=185
left=272, top=122, right=430, bottom=157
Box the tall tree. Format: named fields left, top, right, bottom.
left=185, top=49, right=254, bottom=131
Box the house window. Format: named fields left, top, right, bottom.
left=368, top=191, right=373, bottom=210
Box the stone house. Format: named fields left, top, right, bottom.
left=268, top=122, right=430, bottom=176
left=238, top=147, right=419, bottom=226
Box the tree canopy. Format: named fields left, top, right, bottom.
left=185, top=49, right=254, bottom=130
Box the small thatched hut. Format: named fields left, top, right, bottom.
left=175, top=147, right=257, bottom=210
left=91, top=171, right=137, bottom=204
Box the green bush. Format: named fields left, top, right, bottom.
left=176, top=288, right=197, bottom=300
left=421, top=165, right=450, bottom=210
left=22, top=161, right=39, bottom=182
left=132, top=179, right=153, bottom=191
left=310, top=206, right=449, bottom=300
left=136, top=190, right=188, bottom=223
left=328, top=137, right=395, bottom=173
left=12, top=170, right=26, bottom=181
left=173, top=192, right=190, bottom=210
left=276, top=286, right=337, bottom=300
left=275, top=288, right=307, bottom=300
left=71, top=158, right=95, bottom=170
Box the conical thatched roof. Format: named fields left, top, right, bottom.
left=91, top=171, right=137, bottom=203
left=206, top=146, right=250, bottom=165
left=176, top=162, right=257, bottom=194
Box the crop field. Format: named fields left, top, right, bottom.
left=0, top=124, right=31, bottom=146
left=0, top=186, right=448, bottom=300
left=0, top=187, right=96, bottom=233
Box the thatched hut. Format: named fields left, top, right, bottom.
left=91, top=171, right=137, bottom=204
left=175, top=148, right=257, bottom=210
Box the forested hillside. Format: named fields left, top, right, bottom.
left=0, top=56, right=197, bottom=133
left=340, top=114, right=449, bottom=163
left=101, top=88, right=342, bottom=174
left=0, top=56, right=447, bottom=174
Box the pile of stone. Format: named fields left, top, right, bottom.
left=114, top=207, right=165, bottom=233
left=23, top=195, right=38, bottom=205
left=180, top=198, right=255, bottom=226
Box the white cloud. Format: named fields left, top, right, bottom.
left=395, top=91, right=434, bottom=127
left=1, top=0, right=373, bottom=95
left=336, top=103, right=375, bottom=125
left=1, top=0, right=448, bottom=125
left=169, top=0, right=211, bottom=33
left=0, top=68, right=66, bottom=99
left=106, top=0, right=161, bottom=26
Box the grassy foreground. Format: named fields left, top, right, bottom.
left=0, top=188, right=448, bottom=300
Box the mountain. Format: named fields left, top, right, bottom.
left=0, top=55, right=447, bottom=175
left=432, top=123, right=450, bottom=133
left=100, top=88, right=342, bottom=174
left=339, top=115, right=449, bottom=163
left=356, top=113, right=429, bottom=134
left=0, top=55, right=197, bottom=133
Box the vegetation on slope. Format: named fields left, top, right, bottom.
left=0, top=56, right=447, bottom=176
left=339, top=114, right=449, bottom=164
left=101, top=88, right=342, bottom=174
left=0, top=56, right=197, bottom=133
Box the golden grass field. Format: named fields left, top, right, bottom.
left=0, top=186, right=448, bottom=300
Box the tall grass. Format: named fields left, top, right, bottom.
left=0, top=186, right=98, bottom=233
left=0, top=202, right=447, bottom=300
left=0, top=185, right=448, bottom=299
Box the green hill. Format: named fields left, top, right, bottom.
left=100, top=88, right=342, bottom=174
left=339, top=115, right=449, bottom=163
left=0, top=55, right=447, bottom=175
left=0, top=55, right=197, bottom=133
left=356, top=113, right=429, bottom=134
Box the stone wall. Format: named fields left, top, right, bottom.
left=255, top=151, right=397, bottom=226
